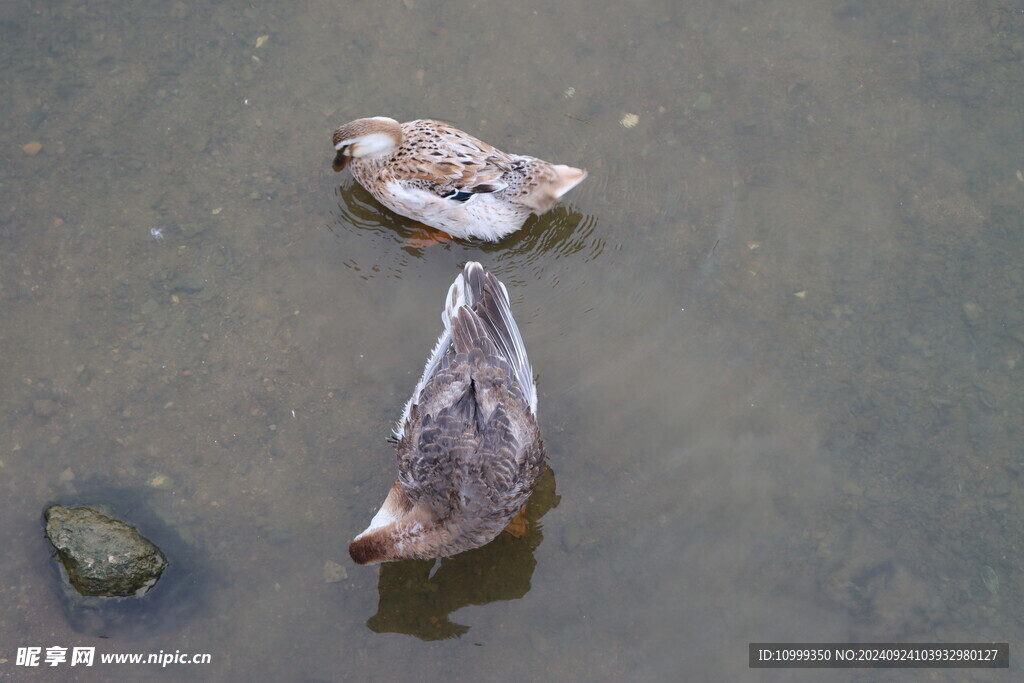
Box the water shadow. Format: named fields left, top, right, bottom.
left=39, top=484, right=210, bottom=640
left=363, top=466, right=560, bottom=640
left=328, top=178, right=600, bottom=272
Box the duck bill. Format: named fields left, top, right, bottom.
left=332, top=149, right=351, bottom=172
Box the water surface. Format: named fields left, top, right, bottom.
left=1, top=0, right=1022, bottom=680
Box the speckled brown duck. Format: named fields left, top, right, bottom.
left=331, top=117, right=586, bottom=242
left=349, top=262, right=544, bottom=564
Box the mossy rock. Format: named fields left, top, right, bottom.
left=44, top=505, right=168, bottom=598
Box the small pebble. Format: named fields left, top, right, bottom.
left=981, top=566, right=999, bottom=595
left=147, top=473, right=170, bottom=488
left=140, top=298, right=159, bottom=315
left=324, top=560, right=348, bottom=582
left=962, top=302, right=983, bottom=324
left=528, top=630, right=550, bottom=652
left=169, top=274, right=204, bottom=293
left=984, top=478, right=1011, bottom=498
left=32, top=399, right=58, bottom=418
left=178, top=222, right=207, bottom=239
left=561, top=521, right=583, bottom=551
left=22, top=142, right=42, bottom=156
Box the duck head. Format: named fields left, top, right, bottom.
left=349, top=480, right=454, bottom=564
left=331, top=116, right=403, bottom=171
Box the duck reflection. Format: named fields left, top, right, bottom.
left=331, top=179, right=599, bottom=262
left=364, top=466, right=559, bottom=640
left=331, top=180, right=414, bottom=241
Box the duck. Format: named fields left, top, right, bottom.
left=331, top=117, right=587, bottom=242
left=349, top=262, right=544, bottom=564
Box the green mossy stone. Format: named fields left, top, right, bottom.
left=44, top=505, right=169, bottom=598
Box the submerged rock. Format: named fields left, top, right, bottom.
left=32, top=398, right=59, bottom=418
left=44, top=505, right=168, bottom=597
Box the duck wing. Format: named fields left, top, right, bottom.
left=449, top=305, right=542, bottom=497
left=446, top=262, right=537, bottom=414
left=387, top=120, right=516, bottom=198
left=395, top=263, right=542, bottom=511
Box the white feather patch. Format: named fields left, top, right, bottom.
left=354, top=487, right=405, bottom=540
left=339, top=132, right=398, bottom=157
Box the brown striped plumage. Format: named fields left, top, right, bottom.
left=332, top=117, right=586, bottom=241
left=349, top=263, right=543, bottom=564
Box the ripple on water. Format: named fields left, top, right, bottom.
left=324, top=176, right=605, bottom=288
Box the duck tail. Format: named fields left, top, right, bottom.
left=549, top=164, right=588, bottom=199
left=446, top=262, right=537, bottom=415
left=519, top=163, right=587, bottom=214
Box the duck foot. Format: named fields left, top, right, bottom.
left=405, top=225, right=452, bottom=248
left=502, top=505, right=528, bottom=538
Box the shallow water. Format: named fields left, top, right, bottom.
left=2, top=0, right=1022, bottom=680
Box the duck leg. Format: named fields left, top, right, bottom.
left=405, top=223, right=452, bottom=248
left=502, top=505, right=529, bottom=538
